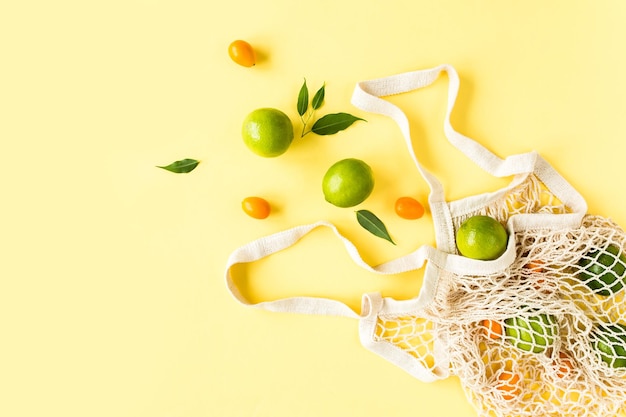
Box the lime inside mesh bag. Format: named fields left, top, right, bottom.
left=225, top=65, right=626, bottom=417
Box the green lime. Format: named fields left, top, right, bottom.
left=590, top=323, right=626, bottom=368
left=242, top=108, right=294, bottom=157
left=504, top=314, right=558, bottom=353
left=577, top=244, right=626, bottom=296
left=455, top=215, right=508, bottom=260
left=322, top=158, right=374, bottom=208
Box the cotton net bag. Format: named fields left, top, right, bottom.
left=225, top=65, right=626, bottom=417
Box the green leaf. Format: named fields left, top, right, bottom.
left=356, top=210, right=395, bottom=245
left=311, top=112, right=365, bottom=135
left=312, top=83, right=325, bottom=110
left=297, top=79, right=309, bottom=116
left=156, top=158, right=200, bottom=173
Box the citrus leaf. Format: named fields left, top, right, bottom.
left=311, top=113, right=365, bottom=135
left=156, top=158, right=200, bottom=173
left=297, top=79, right=309, bottom=116
left=356, top=210, right=395, bottom=245
left=312, top=83, right=325, bottom=110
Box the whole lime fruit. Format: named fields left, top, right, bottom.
left=456, top=215, right=508, bottom=260
left=504, top=314, right=558, bottom=354
left=577, top=244, right=626, bottom=296
left=590, top=323, right=626, bottom=368
left=242, top=108, right=294, bottom=157
left=322, top=158, right=374, bottom=208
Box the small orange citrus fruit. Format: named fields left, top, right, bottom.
left=556, top=352, right=575, bottom=377
left=524, top=259, right=546, bottom=273
left=496, top=370, right=521, bottom=400
left=242, top=197, right=271, bottom=219
left=228, top=40, right=256, bottom=67
left=395, top=196, right=425, bottom=220
left=481, top=319, right=503, bottom=340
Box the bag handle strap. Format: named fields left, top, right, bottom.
left=351, top=64, right=587, bottom=252
left=351, top=64, right=540, bottom=201
left=225, top=221, right=436, bottom=318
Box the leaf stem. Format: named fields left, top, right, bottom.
left=300, top=109, right=316, bottom=138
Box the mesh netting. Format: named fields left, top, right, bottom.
left=374, top=315, right=437, bottom=370
left=453, top=173, right=571, bottom=228
left=439, top=215, right=626, bottom=417
left=370, top=174, right=626, bottom=417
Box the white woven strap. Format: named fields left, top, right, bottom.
left=224, top=221, right=448, bottom=382
left=351, top=64, right=587, bottom=251
left=351, top=64, right=539, bottom=197
left=225, top=221, right=435, bottom=318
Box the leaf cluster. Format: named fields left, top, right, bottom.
left=297, top=79, right=365, bottom=138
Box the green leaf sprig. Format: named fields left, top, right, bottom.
left=156, top=158, right=200, bottom=173
left=356, top=210, right=395, bottom=245
left=297, top=79, right=365, bottom=138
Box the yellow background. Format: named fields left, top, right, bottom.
left=3, top=1, right=626, bottom=416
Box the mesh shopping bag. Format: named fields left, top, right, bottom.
left=225, top=65, right=626, bottom=417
